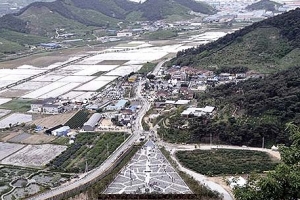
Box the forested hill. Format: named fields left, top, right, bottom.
left=193, top=66, right=300, bottom=146
left=246, top=0, right=282, bottom=11
left=0, top=0, right=215, bottom=35
left=169, top=8, right=300, bottom=73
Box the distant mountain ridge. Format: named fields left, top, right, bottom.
left=169, top=8, right=300, bottom=73
left=0, top=0, right=216, bottom=36
left=246, top=0, right=282, bottom=11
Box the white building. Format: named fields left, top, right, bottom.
left=117, top=32, right=133, bottom=37
left=82, top=113, right=102, bottom=131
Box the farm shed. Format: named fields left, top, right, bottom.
left=82, top=113, right=102, bottom=131
left=45, top=125, right=63, bottom=134
left=51, top=126, right=71, bottom=136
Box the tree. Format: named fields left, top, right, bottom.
left=147, top=74, right=155, bottom=80
left=234, top=123, right=300, bottom=200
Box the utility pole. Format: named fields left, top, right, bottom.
left=106, top=143, right=109, bottom=156
left=210, top=133, right=212, bottom=147
left=262, top=136, right=265, bottom=149
left=85, top=161, right=88, bottom=173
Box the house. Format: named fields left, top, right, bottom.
left=82, top=113, right=102, bottom=131
left=31, top=98, right=60, bottom=113
left=43, top=104, right=62, bottom=114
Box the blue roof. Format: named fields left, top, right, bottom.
left=116, top=100, right=128, bottom=107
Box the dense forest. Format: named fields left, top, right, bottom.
left=159, top=66, right=300, bottom=147
left=169, top=9, right=300, bottom=72
left=246, top=0, right=282, bottom=11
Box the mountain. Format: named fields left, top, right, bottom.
left=0, top=0, right=55, bottom=16
left=0, top=0, right=216, bottom=36
left=169, top=8, right=300, bottom=73
left=246, top=0, right=282, bottom=11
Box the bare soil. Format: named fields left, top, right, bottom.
left=28, top=111, right=77, bottom=128
left=22, top=133, right=55, bottom=144
left=0, top=89, right=30, bottom=98
left=0, top=46, right=102, bottom=69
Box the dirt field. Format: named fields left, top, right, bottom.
left=100, top=118, right=113, bottom=126
left=97, top=60, right=129, bottom=65
left=0, top=89, right=30, bottom=98
left=28, top=111, right=77, bottom=128
left=0, top=46, right=103, bottom=69
left=1, top=144, right=67, bottom=167
left=22, top=133, right=56, bottom=144
left=0, top=131, right=21, bottom=142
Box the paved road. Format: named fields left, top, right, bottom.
left=29, top=81, right=150, bottom=200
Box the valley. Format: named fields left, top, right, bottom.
left=0, top=2, right=299, bottom=200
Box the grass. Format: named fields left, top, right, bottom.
left=0, top=99, right=32, bottom=112
left=97, top=60, right=129, bottom=65
left=0, top=29, right=48, bottom=46
left=0, top=37, right=26, bottom=54
left=51, top=137, right=69, bottom=145
left=138, top=62, right=157, bottom=74
left=144, top=30, right=178, bottom=40
left=176, top=149, right=280, bottom=176
left=91, top=71, right=105, bottom=76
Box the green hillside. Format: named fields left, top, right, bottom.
left=169, top=8, right=300, bottom=73
left=0, top=0, right=216, bottom=36
left=246, top=0, right=282, bottom=11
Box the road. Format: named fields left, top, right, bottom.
left=29, top=81, right=150, bottom=200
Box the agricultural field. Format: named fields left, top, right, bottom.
left=138, top=62, right=157, bottom=74
left=1, top=144, right=67, bottom=168
left=49, top=132, right=129, bottom=173
left=176, top=149, right=280, bottom=176
left=0, top=142, right=25, bottom=160
left=0, top=113, right=32, bottom=129
left=64, top=110, right=90, bottom=129
left=0, top=99, right=32, bottom=112
left=28, top=111, right=77, bottom=129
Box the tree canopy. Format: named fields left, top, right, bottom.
left=234, top=123, right=300, bottom=200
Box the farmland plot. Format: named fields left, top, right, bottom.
left=73, top=80, right=111, bottom=91
left=31, top=75, right=65, bottom=82
left=38, top=82, right=81, bottom=99
left=0, top=142, right=25, bottom=160
left=0, top=98, right=12, bottom=106
left=105, top=65, right=143, bottom=76
left=1, top=144, right=67, bottom=167
left=13, top=81, right=52, bottom=91
left=22, top=82, right=69, bottom=99
left=0, top=113, right=32, bottom=129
